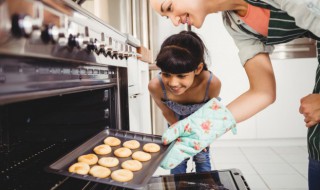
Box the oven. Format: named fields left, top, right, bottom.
left=0, top=0, right=131, bottom=189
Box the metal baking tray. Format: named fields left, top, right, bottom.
left=46, top=128, right=174, bottom=190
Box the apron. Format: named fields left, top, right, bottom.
left=240, top=0, right=320, bottom=161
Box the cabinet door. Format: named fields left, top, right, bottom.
left=127, top=57, right=140, bottom=96
left=129, top=93, right=141, bottom=132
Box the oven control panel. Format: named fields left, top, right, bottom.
left=0, top=0, right=138, bottom=67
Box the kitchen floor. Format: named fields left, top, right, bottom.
left=153, top=142, right=309, bottom=190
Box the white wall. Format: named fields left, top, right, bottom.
left=194, top=13, right=318, bottom=140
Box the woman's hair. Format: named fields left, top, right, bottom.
left=156, top=30, right=209, bottom=74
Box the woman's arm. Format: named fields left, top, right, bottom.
left=148, top=78, right=178, bottom=125
left=227, top=53, right=276, bottom=123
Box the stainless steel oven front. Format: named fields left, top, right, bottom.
left=0, top=0, right=135, bottom=189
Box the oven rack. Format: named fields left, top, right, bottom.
left=0, top=140, right=91, bottom=189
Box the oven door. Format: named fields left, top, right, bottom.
left=146, top=169, right=250, bottom=190
left=69, top=169, right=250, bottom=190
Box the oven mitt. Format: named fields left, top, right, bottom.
left=161, top=98, right=237, bottom=169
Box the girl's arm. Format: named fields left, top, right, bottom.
left=227, top=53, right=276, bottom=123
left=148, top=78, right=178, bottom=125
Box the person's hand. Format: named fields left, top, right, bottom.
left=299, top=94, right=320, bottom=127
left=160, top=98, right=237, bottom=169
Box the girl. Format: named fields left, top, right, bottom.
left=150, top=0, right=320, bottom=189
left=148, top=30, right=221, bottom=174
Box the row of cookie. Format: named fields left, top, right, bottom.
left=69, top=160, right=144, bottom=182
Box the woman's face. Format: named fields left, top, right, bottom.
left=161, top=71, right=196, bottom=96
left=150, top=0, right=209, bottom=28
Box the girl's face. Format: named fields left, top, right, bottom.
left=161, top=71, right=196, bottom=96
left=150, top=0, right=210, bottom=28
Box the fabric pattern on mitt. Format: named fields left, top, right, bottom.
left=161, top=98, right=237, bottom=169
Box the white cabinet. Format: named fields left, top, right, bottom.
left=128, top=59, right=152, bottom=134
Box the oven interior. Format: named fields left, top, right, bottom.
left=0, top=87, right=122, bottom=189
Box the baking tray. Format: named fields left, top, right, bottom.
left=46, top=128, right=174, bottom=190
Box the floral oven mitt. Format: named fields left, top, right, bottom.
left=161, top=98, right=237, bottom=169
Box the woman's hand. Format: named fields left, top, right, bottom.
left=299, top=94, right=320, bottom=127
left=161, top=98, right=236, bottom=169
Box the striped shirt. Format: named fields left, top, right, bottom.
left=223, top=0, right=320, bottom=161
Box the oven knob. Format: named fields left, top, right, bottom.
left=124, top=44, right=129, bottom=59
left=86, top=39, right=98, bottom=52
left=103, top=37, right=113, bottom=58
left=68, top=34, right=80, bottom=48
left=112, top=40, right=119, bottom=59
left=97, top=33, right=106, bottom=55
left=118, top=43, right=124, bottom=60
left=11, top=14, right=33, bottom=37
left=41, top=24, right=59, bottom=43
left=128, top=46, right=133, bottom=57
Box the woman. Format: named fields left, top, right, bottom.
left=150, top=0, right=320, bottom=189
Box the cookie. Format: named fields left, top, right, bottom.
left=104, top=136, right=121, bottom=146
left=93, top=144, right=112, bottom=155
left=114, top=147, right=132, bottom=158
left=123, top=140, right=140, bottom=149
left=121, top=160, right=142, bottom=172
left=68, top=162, right=90, bottom=175
left=89, top=165, right=111, bottom=178
left=78, top=153, right=98, bottom=165
left=111, top=169, right=134, bottom=182
left=98, top=157, right=119, bottom=167
left=132, top=151, right=151, bottom=162
left=143, top=143, right=160, bottom=153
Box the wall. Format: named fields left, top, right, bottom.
left=194, top=13, right=318, bottom=140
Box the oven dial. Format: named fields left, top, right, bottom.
left=67, top=34, right=82, bottom=48
left=86, top=38, right=98, bottom=52
left=118, top=43, right=124, bottom=60
left=11, top=13, right=42, bottom=38
left=41, top=24, right=59, bottom=43
left=103, top=36, right=113, bottom=58
left=11, top=14, right=33, bottom=37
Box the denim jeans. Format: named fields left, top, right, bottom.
left=309, top=157, right=320, bottom=190
left=170, top=147, right=211, bottom=174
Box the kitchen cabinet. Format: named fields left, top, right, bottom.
left=128, top=60, right=152, bottom=134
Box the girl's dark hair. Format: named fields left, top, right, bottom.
left=156, top=30, right=209, bottom=74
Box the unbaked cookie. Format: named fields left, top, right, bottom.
left=132, top=151, right=151, bottom=162
left=143, top=143, right=160, bottom=153
left=111, top=169, right=134, bottom=182
left=93, top=144, right=112, bottom=155
left=114, top=147, right=132, bottom=158
left=78, top=153, right=98, bottom=165
left=68, top=162, right=90, bottom=175
left=98, top=157, right=119, bottom=167
left=121, top=160, right=142, bottom=172
left=104, top=136, right=121, bottom=146
left=89, top=165, right=111, bottom=178
left=123, top=140, right=140, bottom=149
